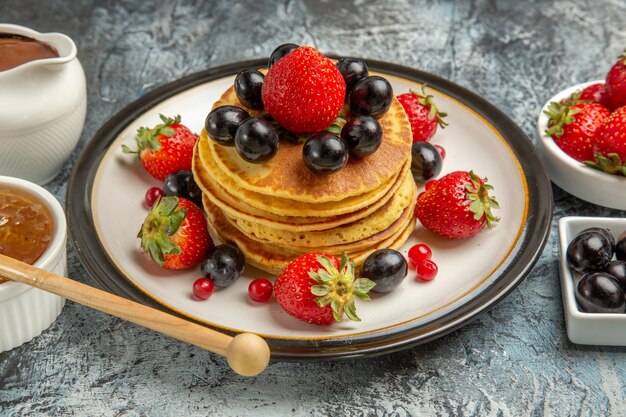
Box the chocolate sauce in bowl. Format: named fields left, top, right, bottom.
left=0, top=34, right=59, bottom=72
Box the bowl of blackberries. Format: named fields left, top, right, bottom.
left=558, top=217, right=626, bottom=346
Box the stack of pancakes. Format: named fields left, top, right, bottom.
left=192, top=86, right=416, bottom=274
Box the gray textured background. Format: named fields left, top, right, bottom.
left=1, top=0, right=626, bottom=416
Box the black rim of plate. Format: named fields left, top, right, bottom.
left=67, top=57, right=553, bottom=362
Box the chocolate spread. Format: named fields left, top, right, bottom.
left=0, top=34, right=58, bottom=72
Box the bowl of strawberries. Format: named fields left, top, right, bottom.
left=537, top=51, right=626, bottom=210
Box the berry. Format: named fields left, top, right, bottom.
left=122, top=115, right=198, bottom=181
left=408, top=244, right=432, bottom=268
left=360, top=249, right=408, bottom=294
left=201, top=244, right=246, bottom=288
left=248, top=278, right=273, bottom=302
left=144, top=187, right=164, bottom=208
left=434, top=144, right=446, bottom=159
left=416, top=259, right=438, bottom=282
left=273, top=252, right=375, bottom=325
left=397, top=88, right=448, bottom=142
left=302, top=133, right=348, bottom=174
left=205, top=105, right=250, bottom=146
left=604, top=261, right=626, bottom=292
left=410, top=141, right=443, bottom=182
left=566, top=230, right=613, bottom=273
left=193, top=277, right=215, bottom=300
left=262, top=46, right=345, bottom=133
left=340, top=115, right=382, bottom=158
left=234, top=69, right=265, bottom=110
left=138, top=197, right=212, bottom=270
left=578, top=83, right=607, bottom=106
left=544, top=101, right=610, bottom=162
left=586, top=106, right=626, bottom=175
left=604, top=50, right=626, bottom=110
left=163, top=170, right=202, bottom=208
left=336, top=58, right=368, bottom=96
left=349, top=76, right=393, bottom=118
left=234, top=117, right=280, bottom=163
left=617, top=232, right=626, bottom=261
left=268, top=43, right=299, bottom=68
left=415, top=170, right=500, bottom=239
left=575, top=272, right=625, bottom=314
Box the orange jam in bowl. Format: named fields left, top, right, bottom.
left=0, top=185, right=54, bottom=282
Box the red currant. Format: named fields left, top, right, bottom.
left=408, top=244, right=432, bottom=268
left=145, top=187, right=165, bottom=208
left=434, top=144, right=446, bottom=160
left=248, top=278, right=273, bottom=302
left=193, top=277, right=215, bottom=300
left=416, top=259, right=438, bottom=281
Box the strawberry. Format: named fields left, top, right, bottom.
left=397, top=87, right=448, bottom=142
left=578, top=83, right=608, bottom=107
left=273, top=252, right=375, bottom=325
left=585, top=106, right=626, bottom=176
left=261, top=46, right=345, bottom=133
left=138, top=196, right=212, bottom=270
left=544, top=101, right=610, bottom=161
left=605, top=50, right=626, bottom=111
left=122, top=114, right=198, bottom=181
left=415, top=170, right=499, bottom=239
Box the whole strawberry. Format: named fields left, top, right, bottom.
left=397, top=87, right=448, bottom=142
left=122, top=114, right=198, bottom=181
left=544, top=101, right=610, bottom=161
left=273, top=252, right=375, bottom=325
left=138, top=196, right=212, bottom=270
left=585, top=106, right=626, bottom=176
left=415, top=171, right=500, bottom=239
left=605, top=50, right=626, bottom=110
left=261, top=46, right=345, bottom=133
left=578, top=83, right=608, bottom=107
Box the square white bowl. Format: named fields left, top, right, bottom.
left=558, top=216, right=626, bottom=346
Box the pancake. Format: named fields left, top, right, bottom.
left=195, top=132, right=406, bottom=217
left=208, top=85, right=412, bottom=203
left=203, top=194, right=417, bottom=275
left=225, top=172, right=416, bottom=248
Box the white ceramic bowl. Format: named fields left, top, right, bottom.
left=0, top=23, right=87, bottom=185
left=537, top=80, right=626, bottom=210
left=0, top=176, right=67, bottom=352
left=558, top=216, right=626, bottom=346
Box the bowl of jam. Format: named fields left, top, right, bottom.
left=0, top=175, right=67, bottom=352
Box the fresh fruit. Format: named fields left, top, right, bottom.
left=201, top=244, right=246, bottom=288
left=566, top=230, right=613, bottom=273
left=617, top=232, right=626, bottom=261
left=415, top=170, right=500, bottom=239
left=234, top=117, right=280, bottom=163
left=122, top=115, right=198, bottom=181
left=163, top=170, right=202, bottom=208
left=544, top=101, right=610, bottom=162
left=416, top=259, right=438, bottom=282
left=336, top=58, right=369, bottom=97
left=267, top=43, right=299, bottom=68
left=578, top=83, right=607, bottom=106
left=410, top=141, right=443, bottom=182
left=434, top=144, right=446, bottom=159
left=138, top=196, right=212, bottom=270
left=408, top=244, right=432, bottom=268
left=397, top=88, right=448, bottom=142
left=360, top=249, right=408, bottom=293
left=586, top=106, right=626, bottom=175
left=575, top=272, right=625, bottom=313
left=205, top=105, right=250, bottom=146
left=273, top=252, right=375, bottom=324
left=193, top=277, right=215, bottom=300
left=262, top=46, right=345, bottom=133
left=340, top=115, right=382, bottom=158
left=144, top=187, right=164, bottom=208
left=349, top=76, right=393, bottom=118
left=604, top=261, right=626, bottom=292
left=234, top=69, right=265, bottom=110
left=248, top=278, right=273, bottom=303
left=604, top=50, right=626, bottom=110
left=302, top=133, right=348, bottom=174
left=583, top=227, right=616, bottom=252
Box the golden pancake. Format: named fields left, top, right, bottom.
left=208, top=84, right=412, bottom=203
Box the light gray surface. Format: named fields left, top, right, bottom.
left=1, top=1, right=626, bottom=415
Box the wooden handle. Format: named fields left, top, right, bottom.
left=0, top=254, right=270, bottom=376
